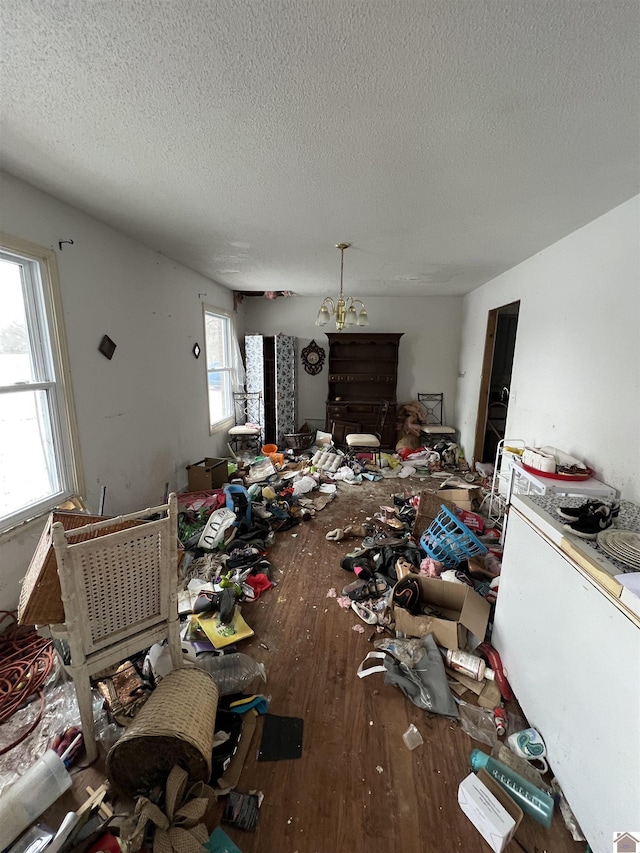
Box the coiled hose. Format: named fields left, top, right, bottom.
left=0, top=611, right=55, bottom=754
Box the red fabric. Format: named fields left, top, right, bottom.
left=177, top=490, right=225, bottom=512
left=245, top=573, right=273, bottom=599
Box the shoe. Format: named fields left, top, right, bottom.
left=556, top=498, right=620, bottom=521
left=563, top=504, right=614, bottom=539
left=193, top=590, right=220, bottom=615
left=392, top=576, right=421, bottom=614
left=351, top=600, right=378, bottom=625
left=342, top=578, right=368, bottom=596
left=217, top=588, right=237, bottom=624
left=340, top=555, right=373, bottom=576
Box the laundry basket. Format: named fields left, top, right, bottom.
left=105, top=667, right=218, bottom=797
left=420, top=505, right=487, bottom=566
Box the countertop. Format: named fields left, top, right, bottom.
left=509, top=493, right=640, bottom=619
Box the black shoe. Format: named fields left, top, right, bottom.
left=556, top=499, right=619, bottom=521
left=193, top=590, right=220, bottom=615
left=218, top=588, right=237, bottom=624
left=340, top=555, right=373, bottom=576
left=563, top=504, right=614, bottom=539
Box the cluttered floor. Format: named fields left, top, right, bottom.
left=0, top=455, right=588, bottom=853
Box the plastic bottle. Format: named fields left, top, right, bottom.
left=470, top=749, right=554, bottom=827
left=445, top=649, right=495, bottom=681
left=491, top=743, right=554, bottom=796
left=0, top=750, right=72, bottom=850
left=194, top=652, right=266, bottom=695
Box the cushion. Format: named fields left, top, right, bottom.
left=420, top=425, right=456, bottom=435
left=346, top=434, right=379, bottom=447
left=229, top=425, right=260, bottom=436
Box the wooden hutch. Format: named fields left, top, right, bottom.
left=325, top=333, right=402, bottom=448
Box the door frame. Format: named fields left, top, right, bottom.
left=473, top=301, right=519, bottom=464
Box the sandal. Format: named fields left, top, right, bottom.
left=342, top=578, right=368, bottom=596
left=372, top=573, right=389, bottom=594
left=395, top=557, right=416, bottom=579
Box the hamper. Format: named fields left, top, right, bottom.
left=106, top=667, right=218, bottom=797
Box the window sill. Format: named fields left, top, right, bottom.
left=209, top=416, right=235, bottom=436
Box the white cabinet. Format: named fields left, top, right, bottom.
left=492, top=500, right=640, bottom=853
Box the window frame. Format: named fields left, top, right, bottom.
left=202, top=304, right=235, bottom=433
left=0, top=232, right=83, bottom=535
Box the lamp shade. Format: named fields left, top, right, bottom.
left=316, top=305, right=330, bottom=325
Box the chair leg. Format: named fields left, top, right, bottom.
left=168, top=618, right=183, bottom=669
left=72, top=663, right=98, bottom=762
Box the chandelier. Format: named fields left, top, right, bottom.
left=315, top=242, right=369, bottom=331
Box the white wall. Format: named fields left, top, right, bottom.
left=0, top=172, right=241, bottom=609
left=457, top=196, right=640, bottom=501
left=244, top=294, right=464, bottom=434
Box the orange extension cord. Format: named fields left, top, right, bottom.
left=0, top=611, right=55, bottom=755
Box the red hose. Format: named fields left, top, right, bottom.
left=0, top=611, right=55, bottom=753
left=477, top=641, right=514, bottom=701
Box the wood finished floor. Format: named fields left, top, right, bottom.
left=42, top=475, right=584, bottom=853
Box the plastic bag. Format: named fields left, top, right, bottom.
left=194, top=653, right=266, bottom=696
left=359, top=635, right=458, bottom=718
left=374, top=636, right=427, bottom=668
left=456, top=699, right=498, bottom=747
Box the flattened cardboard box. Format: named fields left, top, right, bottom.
left=392, top=576, right=490, bottom=651
left=437, top=485, right=484, bottom=512
left=412, top=491, right=457, bottom=538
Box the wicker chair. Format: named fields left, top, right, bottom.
left=51, top=494, right=183, bottom=762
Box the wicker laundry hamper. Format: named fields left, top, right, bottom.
left=106, top=667, right=218, bottom=797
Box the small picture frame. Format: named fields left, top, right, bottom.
left=98, top=334, right=117, bottom=360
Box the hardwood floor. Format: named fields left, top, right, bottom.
left=208, top=476, right=583, bottom=853
left=40, top=475, right=584, bottom=853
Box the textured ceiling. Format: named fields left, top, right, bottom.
left=1, top=1, right=638, bottom=297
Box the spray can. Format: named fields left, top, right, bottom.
left=493, top=705, right=507, bottom=736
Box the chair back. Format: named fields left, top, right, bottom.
left=232, top=391, right=262, bottom=426
left=51, top=495, right=178, bottom=657
left=418, top=392, right=445, bottom=426
left=376, top=400, right=391, bottom=438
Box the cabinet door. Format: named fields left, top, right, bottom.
left=492, top=510, right=640, bottom=852
left=245, top=334, right=265, bottom=436
left=274, top=334, right=296, bottom=446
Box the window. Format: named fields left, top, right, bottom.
left=0, top=234, right=81, bottom=533
left=203, top=306, right=233, bottom=430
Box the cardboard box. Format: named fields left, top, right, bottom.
left=186, top=457, right=229, bottom=491
left=458, top=769, right=523, bottom=852
left=456, top=508, right=485, bottom=533
left=438, top=485, right=484, bottom=512
left=392, top=576, right=490, bottom=651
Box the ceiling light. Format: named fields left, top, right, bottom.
left=315, top=243, right=369, bottom=332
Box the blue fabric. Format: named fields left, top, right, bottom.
left=206, top=827, right=243, bottom=853
left=228, top=694, right=268, bottom=715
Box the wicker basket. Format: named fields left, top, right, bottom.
left=283, top=429, right=317, bottom=450
left=106, top=667, right=218, bottom=797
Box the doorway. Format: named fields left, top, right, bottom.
left=473, top=302, right=520, bottom=464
